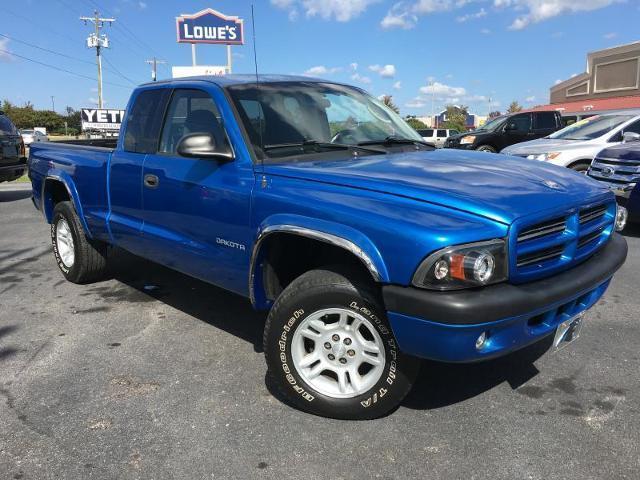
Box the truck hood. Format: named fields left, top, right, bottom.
left=263, top=149, right=611, bottom=225
left=501, top=137, right=600, bottom=155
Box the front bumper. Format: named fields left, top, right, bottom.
left=383, top=234, right=627, bottom=362
left=0, top=159, right=27, bottom=182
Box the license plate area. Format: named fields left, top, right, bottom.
left=553, top=312, right=584, bottom=351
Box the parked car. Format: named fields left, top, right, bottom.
left=28, top=75, right=627, bottom=419
left=444, top=111, right=563, bottom=153
left=588, top=140, right=640, bottom=223
left=20, top=129, right=49, bottom=145
left=0, top=111, right=27, bottom=183
left=417, top=128, right=459, bottom=148
left=501, top=112, right=640, bottom=173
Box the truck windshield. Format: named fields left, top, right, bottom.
left=476, top=115, right=506, bottom=131
left=226, top=81, right=424, bottom=159
left=549, top=114, right=634, bottom=141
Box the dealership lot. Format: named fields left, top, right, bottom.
left=1, top=183, right=639, bottom=480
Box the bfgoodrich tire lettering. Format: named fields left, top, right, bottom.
left=264, top=267, right=420, bottom=419
left=51, top=201, right=108, bottom=284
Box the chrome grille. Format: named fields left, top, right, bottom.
left=588, top=155, right=640, bottom=188
left=513, top=202, right=614, bottom=280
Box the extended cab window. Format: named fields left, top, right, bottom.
left=437, top=129, right=447, bottom=137
left=159, top=89, right=225, bottom=154
left=534, top=112, right=557, bottom=130
left=124, top=89, right=170, bottom=154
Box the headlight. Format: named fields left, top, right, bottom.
left=412, top=239, right=508, bottom=290
left=460, top=135, right=476, bottom=145
left=526, top=152, right=561, bottom=161
left=616, top=205, right=628, bottom=231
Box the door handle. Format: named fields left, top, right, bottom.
left=144, top=174, right=159, bottom=188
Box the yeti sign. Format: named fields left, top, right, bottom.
left=176, top=8, right=244, bottom=45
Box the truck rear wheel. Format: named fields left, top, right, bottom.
left=51, top=201, right=108, bottom=284
left=263, top=267, right=420, bottom=419
left=476, top=145, right=496, bottom=153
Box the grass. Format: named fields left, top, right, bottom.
left=16, top=175, right=30, bottom=183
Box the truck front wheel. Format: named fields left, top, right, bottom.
left=263, top=267, right=420, bottom=419
left=51, top=201, right=108, bottom=284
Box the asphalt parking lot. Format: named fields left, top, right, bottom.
left=1, top=182, right=639, bottom=480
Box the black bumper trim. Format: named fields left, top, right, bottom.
left=383, top=233, right=627, bottom=325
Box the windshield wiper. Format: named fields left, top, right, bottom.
left=357, top=135, right=433, bottom=148
left=263, top=140, right=385, bottom=155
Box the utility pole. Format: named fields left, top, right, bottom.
left=145, top=57, right=167, bottom=82
left=80, top=10, right=115, bottom=109
left=50, top=96, right=55, bottom=112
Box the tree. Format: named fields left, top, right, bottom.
left=488, top=111, right=502, bottom=118
left=381, top=95, right=400, bottom=114
left=404, top=116, right=428, bottom=130
left=442, top=105, right=468, bottom=132
left=507, top=101, right=522, bottom=113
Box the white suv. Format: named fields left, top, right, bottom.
left=417, top=128, right=459, bottom=148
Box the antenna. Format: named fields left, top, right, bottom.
left=251, top=4, right=265, bottom=163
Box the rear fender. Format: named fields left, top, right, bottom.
left=41, top=172, right=91, bottom=236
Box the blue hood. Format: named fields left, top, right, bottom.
left=264, top=149, right=612, bottom=225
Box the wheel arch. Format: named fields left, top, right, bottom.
left=41, top=174, right=90, bottom=235
left=249, top=216, right=389, bottom=310
left=566, top=158, right=593, bottom=170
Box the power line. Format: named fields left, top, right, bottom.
left=0, top=6, right=78, bottom=43
left=0, top=48, right=131, bottom=89
left=145, top=57, right=167, bottom=82
left=0, top=33, right=94, bottom=65
left=102, top=55, right=140, bottom=85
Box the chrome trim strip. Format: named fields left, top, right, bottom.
left=248, top=225, right=382, bottom=306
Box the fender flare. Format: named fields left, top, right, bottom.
left=248, top=214, right=389, bottom=308
left=41, top=172, right=91, bottom=236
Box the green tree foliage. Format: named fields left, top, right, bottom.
left=488, top=111, right=502, bottom=118
left=404, top=116, right=428, bottom=130
left=507, top=101, right=522, bottom=113
left=2, top=100, right=80, bottom=134
left=442, top=105, right=468, bottom=132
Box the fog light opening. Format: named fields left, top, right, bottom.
left=615, top=205, right=628, bottom=232
left=475, top=331, right=488, bottom=350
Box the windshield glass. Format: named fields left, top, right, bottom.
left=0, top=116, right=18, bottom=135
left=477, top=116, right=507, bottom=131
left=226, top=81, right=424, bottom=159
left=549, top=114, right=633, bottom=140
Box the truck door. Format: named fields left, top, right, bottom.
left=140, top=87, right=254, bottom=296
left=108, top=88, right=169, bottom=254
left=501, top=113, right=533, bottom=149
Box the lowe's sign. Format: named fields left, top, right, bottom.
left=176, top=8, right=244, bottom=45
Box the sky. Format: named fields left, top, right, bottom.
left=0, top=0, right=639, bottom=117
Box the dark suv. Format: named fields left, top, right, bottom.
left=0, top=112, right=26, bottom=183
left=444, top=111, right=563, bottom=153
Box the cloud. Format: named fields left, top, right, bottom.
left=0, top=38, right=13, bottom=62
left=603, top=32, right=617, bottom=39
left=499, top=0, right=622, bottom=30
left=381, top=2, right=418, bottom=29
left=480, top=28, right=491, bottom=34
left=272, top=0, right=380, bottom=22
left=350, top=62, right=359, bottom=71
left=456, top=8, right=487, bottom=22
left=138, top=1, right=147, bottom=9
left=393, top=81, right=402, bottom=90
left=405, top=98, right=427, bottom=108
left=304, top=65, right=342, bottom=76
left=369, top=64, right=396, bottom=78
left=351, top=72, right=372, bottom=84
left=420, top=81, right=466, bottom=98
left=525, top=95, right=536, bottom=102
left=554, top=79, right=563, bottom=85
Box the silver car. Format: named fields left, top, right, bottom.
left=501, top=112, right=640, bottom=173
left=20, top=129, right=49, bottom=145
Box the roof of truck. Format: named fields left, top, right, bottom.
left=144, top=74, right=329, bottom=87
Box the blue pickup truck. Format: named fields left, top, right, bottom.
left=28, top=75, right=628, bottom=419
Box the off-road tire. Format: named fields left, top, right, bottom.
left=264, top=266, right=420, bottom=420
left=51, top=201, right=108, bottom=284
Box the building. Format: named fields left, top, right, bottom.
left=434, top=108, right=487, bottom=130
left=528, top=41, right=640, bottom=121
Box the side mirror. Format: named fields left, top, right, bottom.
left=622, top=131, right=640, bottom=143
left=176, top=133, right=234, bottom=161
